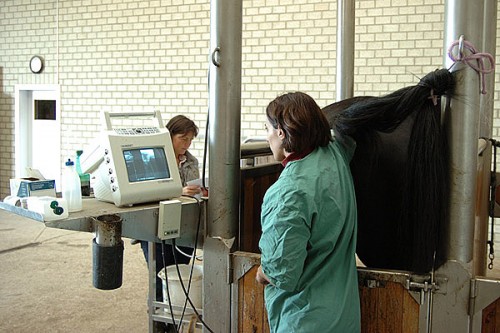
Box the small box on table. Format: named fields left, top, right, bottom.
left=10, top=178, right=57, bottom=198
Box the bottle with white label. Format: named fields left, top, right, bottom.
left=62, top=158, right=82, bottom=212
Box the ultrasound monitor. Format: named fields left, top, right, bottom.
left=80, top=111, right=182, bottom=207
left=123, top=147, right=170, bottom=182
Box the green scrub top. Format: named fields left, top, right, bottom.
left=259, top=138, right=360, bottom=333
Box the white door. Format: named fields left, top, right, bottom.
left=15, top=85, right=61, bottom=191
left=31, top=90, right=61, bottom=187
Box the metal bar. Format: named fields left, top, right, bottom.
left=442, top=0, right=484, bottom=270
left=432, top=1, right=490, bottom=331
left=336, top=0, right=355, bottom=101
left=207, top=0, right=242, bottom=239
left=204, top=0, right=243, bottom=332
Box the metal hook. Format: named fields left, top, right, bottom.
left=211, top=47, right=221, bottom=67
left=457, top=35, right=465, bottom=61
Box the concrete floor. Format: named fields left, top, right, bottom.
left=3, top=206, right=500, bottom=333
left=0, top=209, right=149, bottom=333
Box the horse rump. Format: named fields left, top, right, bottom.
left=323, top=68, right=455, bottom=273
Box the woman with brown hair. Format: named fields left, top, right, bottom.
left=256, top=92, right=360, bottom=332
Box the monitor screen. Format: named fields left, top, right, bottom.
left=123, top=147, right=171, bottom=182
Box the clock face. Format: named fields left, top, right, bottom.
left=30, top=56, right=43, bottom=73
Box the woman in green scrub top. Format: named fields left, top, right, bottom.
left=256, top=92, right=361, bottom=333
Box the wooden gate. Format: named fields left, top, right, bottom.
left=232, top=256, right=427, bottom=333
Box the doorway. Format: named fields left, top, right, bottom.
left=15, top=84, right=61, bottom=190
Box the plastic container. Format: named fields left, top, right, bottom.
left=62, top=158, right=83, bottom=212
left=158, top=264, right=203, bottom=315
left=26, top=196, right=69, bottom=221
left=76, top=150, right=91, bottom=196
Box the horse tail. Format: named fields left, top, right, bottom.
left=332, top=69, right=455, bottom=138
left=330, top=68, right=455, bottom=273
left=402, top=69, right=455, bottom=272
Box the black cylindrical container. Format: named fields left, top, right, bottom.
left=92, top=214, right=124, bottom=290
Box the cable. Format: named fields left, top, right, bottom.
left=161, top=240, right=179, bottom=333
left=172, top=195, right=215, bottom=333
left=179, top=195, right=202, bottom=313
left=202, top=112, right=209, bottom=191
left=174, top=245, right=203, bottom=261
left=172, top=237, right=194, bottom=326
left=160, top=194, right=205, bottom=329
left=164, top=62, right=213, bottom=332
left=202, top=69, right=210, bottom=191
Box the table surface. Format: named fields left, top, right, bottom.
left=0, top=196, right=204, bottom=245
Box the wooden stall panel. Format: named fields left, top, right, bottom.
left=359, top=281, right=419, bottom=333
left=240, top=166, right=281, bottom=253
left=359, top=284, right=379, bottom=333
left=238, top=264, right=269, bottom=333
left=402, top=290, right=420, bottom=333
left=237, top=266, right=421, bottom=333
left=482, top=298, right=500, bottom=333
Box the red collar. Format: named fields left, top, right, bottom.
left=281, top=148, right=314, bottom=167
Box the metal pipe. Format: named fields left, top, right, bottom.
left=204, top=0, right=242, bottom=331
left=336, top=0, right=355, bottom=101
left=207, top=0, right=242, bottom=239
left=442, top=0, right=485, bottom=265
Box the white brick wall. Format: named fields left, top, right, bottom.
left=1, top=0, right=500, bottom=259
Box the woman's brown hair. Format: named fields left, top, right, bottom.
left=166, top=115, right=199, bottom=137
left=266, top=92, right=332, bottom=153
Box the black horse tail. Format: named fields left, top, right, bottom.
left=402, top=69, right=455, bottom=272
left=332, top=68, right=455, bottom=273
left=332, top=68, right=455, bottom=137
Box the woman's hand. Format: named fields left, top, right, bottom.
left=256, top=265, right=271, bottom=285
left=183, top=185, right=201, bottom=196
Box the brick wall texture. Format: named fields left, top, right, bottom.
left=1, top=0, right=500, bottom=255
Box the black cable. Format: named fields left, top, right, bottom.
left=168, top=63, right=215, bottom=333
left=161, top=240, right=179, bottom=333
left=173, top=230, right=194, bottom=326
left=173, top=195, right=215, bottom=333
left=202, top=69, right=210, bottom=191
left=202, top=111, right=209, bottom=191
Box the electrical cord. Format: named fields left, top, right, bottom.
left=202, top=112, right=209, bottom=192
left=169, top=198, right=197, bottom=328
left=170, top=194, right=215, bottom=333
left=202, top=69, right=210, bottom=191
left=161, top=241, right=179, bottom=333
left=174, top=245, right=203, bottom=261
left=162, top=64, right=214, bottom=332
left=162, top=68, right=210, bottom=331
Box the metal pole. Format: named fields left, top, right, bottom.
left=431, top=1, right=488, bottom=332
left=442, top=0, right=484, bottom=268
left=336, top=0, right=355, bottom=101
left=204, top=0, right=242, bottom=331
left=207, top=1, right=241, bottom=240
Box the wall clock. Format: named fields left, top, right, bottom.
left=29, top=56, right=44, bottom=74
